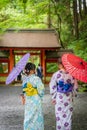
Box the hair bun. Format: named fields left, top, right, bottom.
left=25, top=62, right=36, bottom=72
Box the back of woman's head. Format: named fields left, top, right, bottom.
left=25, top=62, right=36, bottom=74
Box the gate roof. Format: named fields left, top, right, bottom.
left=0, top=29, right=61, bottom=48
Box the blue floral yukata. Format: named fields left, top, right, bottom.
left=22, top=74, right=45, bottom=130
left=49, top=70, right=78, bottom=130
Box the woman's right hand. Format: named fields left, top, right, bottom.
left=20, top=94, right=25, bottom=105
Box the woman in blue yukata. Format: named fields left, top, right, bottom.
left=21, top=62, right=45, bottom=130
left=49, top=58, right=78, bottom=130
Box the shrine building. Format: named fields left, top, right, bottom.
left=0, top=29, right=61, bottom=84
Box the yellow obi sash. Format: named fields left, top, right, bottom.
left=23, top=83, right=38, bottom=96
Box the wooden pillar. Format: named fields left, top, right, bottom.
left=41, top=49, right=46, bottom=83
left=9, top=49, right=14, bottom=72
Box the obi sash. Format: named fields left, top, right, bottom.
left=23, top=83, right=38, bottom=96
left=57, top=80, right=73, bottom=93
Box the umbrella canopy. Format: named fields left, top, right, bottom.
left=62, top=53, right=87, bottom=83
left=6, top=53, right=30, bottom=85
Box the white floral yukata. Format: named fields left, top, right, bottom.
left=22, top=74, right=45, bottom=130
left=49, top=70, right=78, bottom=130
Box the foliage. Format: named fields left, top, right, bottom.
left=0, top=0, right=87, bottom=52
left=0, top=0, right=10, bottom=9
left=78, top=81, right=87, bottom=92
left=0, top=0, right=87, bottom=88
left=68, top=38, right=87, bottom=61
left=68, top=16, right=87, bottom=61
left=0, top=0, right=86, bottom=50
left=0, top=0, right=49, bottom=32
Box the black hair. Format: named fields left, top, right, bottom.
left=57, top=57, right=65, bottom=69
left=25, top=62, right=36, bottom=74
left=57, top=57, right=62, bottom=65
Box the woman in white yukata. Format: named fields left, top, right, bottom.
left=21, top=62, right=45, bottom=130
left=49, top=58, right=78, bottom=130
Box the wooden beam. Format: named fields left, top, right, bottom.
left=41, top=50, right=46, bottom=83
left=9, top=49, right=14, bottom=72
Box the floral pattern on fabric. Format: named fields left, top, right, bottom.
left=22, top=74, right=45, bottom=130
left=49, top=70, right=77, bottom=130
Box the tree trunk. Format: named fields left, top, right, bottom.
left=47, top=0, right=51, bottom=28
left=73, top=0, right=79, bottom=38
left=83, top=0, right=87, bottom=15
left=23, top=0, right=28, bottom=13
left=78, top=0, right=82, bottom=20
left=51, top=0, right=64, bottom=48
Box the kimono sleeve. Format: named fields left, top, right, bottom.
left=73, top=79, right=78, bottom=97
left=36, top=77, right=45, bottom=98
left=73, top=79, right=78, bottom=90
left=49, top=73, right=57, bottom=100
left=21, top=75, right=28, bottom=94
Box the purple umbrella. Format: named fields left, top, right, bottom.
left=6, top=53, right=30, bottom=85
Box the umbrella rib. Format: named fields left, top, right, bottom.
left=62, top=53, right=87, bottom=83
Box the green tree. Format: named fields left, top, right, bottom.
left=0, top=0, right=87, bottom=59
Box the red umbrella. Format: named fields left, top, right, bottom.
left=62, top=53, right=87, bottom=83
left=6, top=53, right=30, bottom=85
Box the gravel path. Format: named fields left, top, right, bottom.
left=0, top=85, right=87, bottom=130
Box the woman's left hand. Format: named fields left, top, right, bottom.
left=51, top=99, right=56, bottom=105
